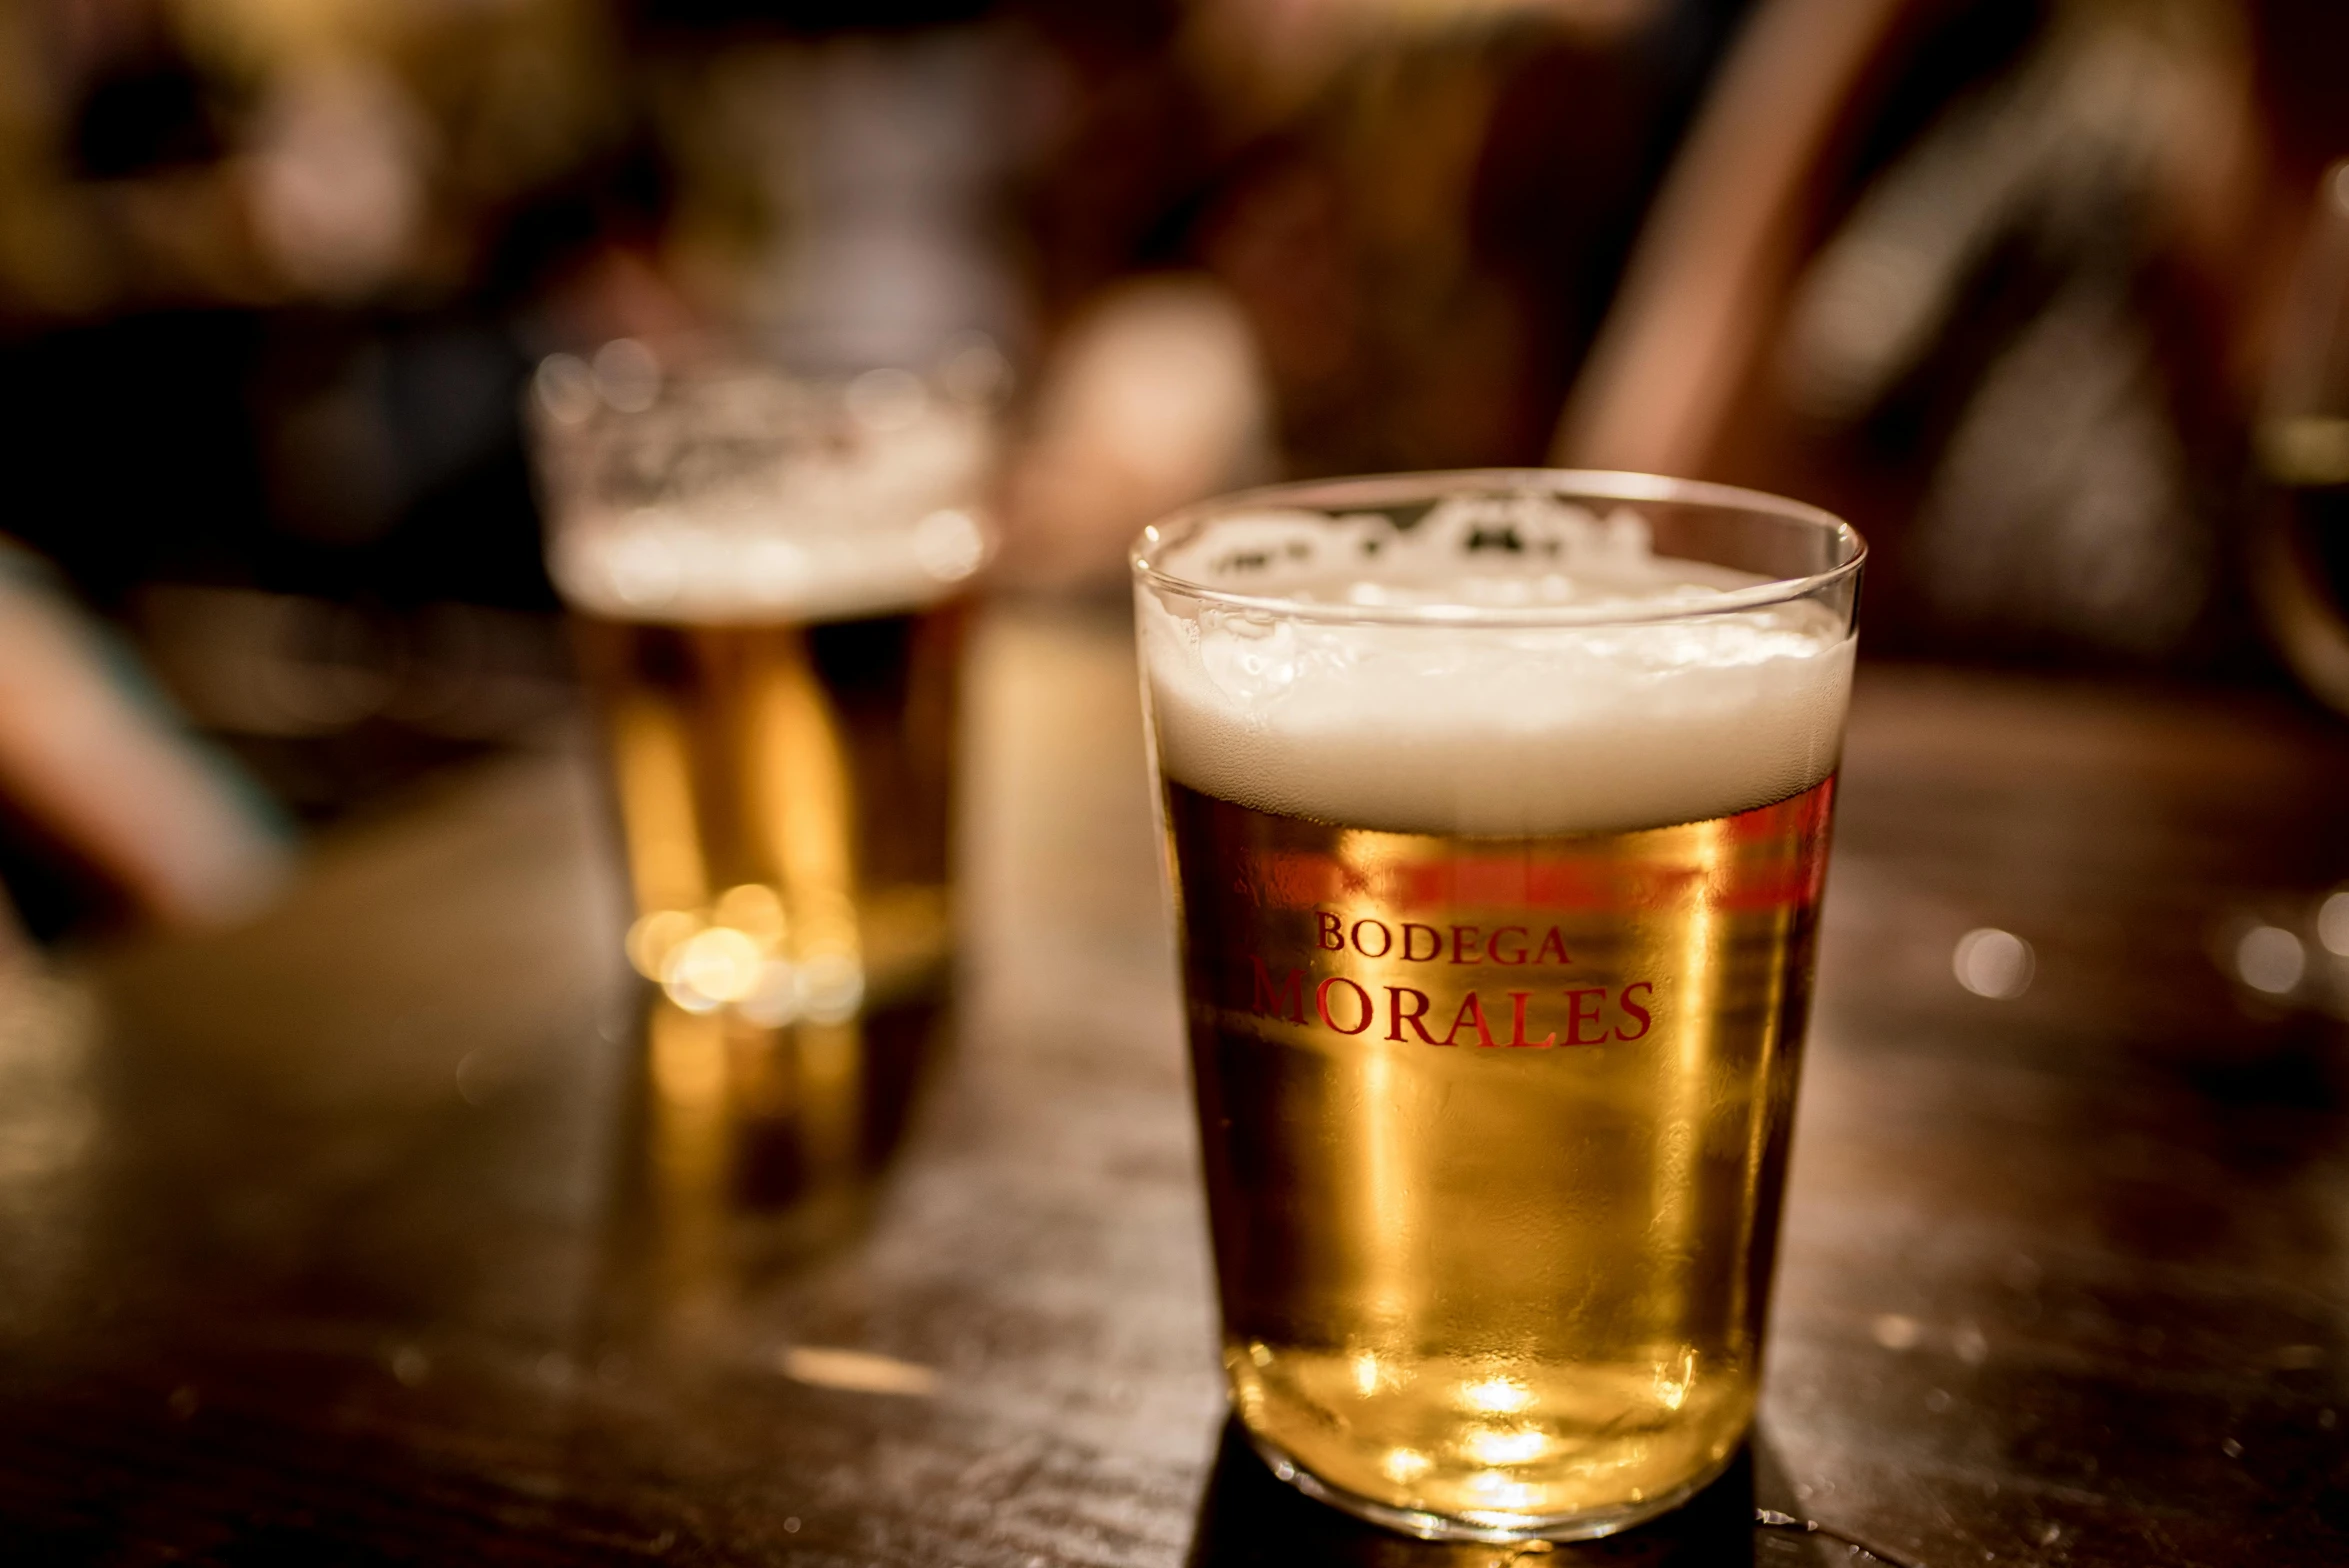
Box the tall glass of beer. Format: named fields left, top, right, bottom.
left=530, top=341, right=996, bottom=1208
left=1134, top=471, right=1863, bottom=1541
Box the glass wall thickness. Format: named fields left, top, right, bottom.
left=1133, top=471, right=1863, bottom=1541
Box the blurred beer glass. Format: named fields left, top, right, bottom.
left=1134, top=472, right=1862, bottom=1540
left=530, top=340, right=995, bottom=1207
left=2253, top=161, right=2349, bottom=716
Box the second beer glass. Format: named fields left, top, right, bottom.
left=532, top=343, right=995, bottom=1221
left=1134, top=472, right=1862, bottom=1541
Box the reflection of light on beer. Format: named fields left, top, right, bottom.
left=1463, top=1472, right=1540, bottom=1511
left=1654, top=1345, right=1697, bottom=1410
left=1460, top=1377, right=1531, bottom=1414
left=1656, top=815, right=1721, bottom=1351
left=667, top=926, right=765, bottom=1008
left=1381, top=1447, right=1433, bottom=1483
left=1333, top=827, right=1417, bottom=1345
left=1144, top=490, right=1854, bottom=1531
left=1463, top=1428, right=1550, bottom=1466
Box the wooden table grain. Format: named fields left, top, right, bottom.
left=1, top=602, right=2345, bottom=1566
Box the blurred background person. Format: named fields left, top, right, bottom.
left=1560, top=0, right=2349, bottom=670
left=1002, top=0, right=1761, bottom=581
left=0, top=0, right=656, bottom=939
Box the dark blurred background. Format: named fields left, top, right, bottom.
left=2, top=0, right=2346, bottom=942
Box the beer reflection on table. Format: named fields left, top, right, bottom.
left=1186, top=1417, right=1867, bottom=1567
left=604, top=982, right=948, bottom=1323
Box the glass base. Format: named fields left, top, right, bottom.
left=1241, top=1427, right=1739, bottom=1544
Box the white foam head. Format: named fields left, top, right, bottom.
left=537, top=359, right=995, bottom=624
left=1137, top=491, right=1857, bottom=835
left=551, top=499, right=990, bottom=624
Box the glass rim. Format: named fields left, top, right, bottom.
left=1130, top=468, right=1865, bottom=629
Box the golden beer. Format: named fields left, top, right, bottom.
left=1136, top=473, right=1862, bottom=1538
left=574, top=604, right=963, bottom=1025
left=575, top=604, right=963, bottom=1235
left=1166, top=777, right=1831, bottom=1525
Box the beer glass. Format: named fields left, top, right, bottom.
left=1133, top=471, right=1862, bottom=1541
left=530, top=342, right=995, bottom=1198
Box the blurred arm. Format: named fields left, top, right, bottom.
left=0, top=550, right=290, bottom=931
left=1551, top=0, right=1910, bottom=476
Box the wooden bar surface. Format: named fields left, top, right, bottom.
left=0, top=602, right=2344, bottom=1566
